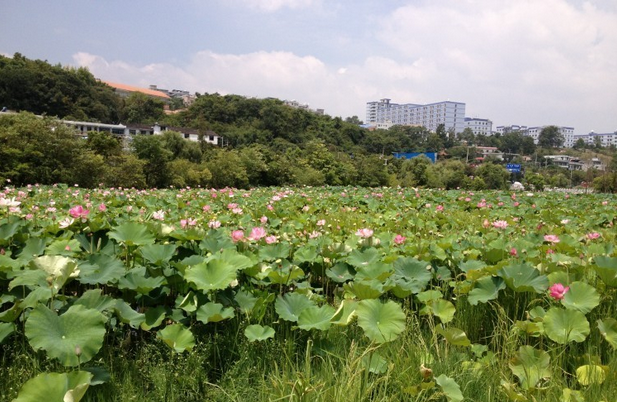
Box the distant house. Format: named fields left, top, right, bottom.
left=62, top=119, right=221, bottom=145
left=475, top=146, right=503, bottom=161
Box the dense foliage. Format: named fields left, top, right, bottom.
left=1, top=186, right=617, bottom=401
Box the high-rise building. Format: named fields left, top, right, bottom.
left=366, top=98, right=466, bottom=133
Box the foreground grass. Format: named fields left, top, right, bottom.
left=3, top=306, right=616, bottom=402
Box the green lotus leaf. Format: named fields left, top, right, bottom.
left=8, top=269, right=48, bottom=290
left=140, top=305, right=167, bottom=330
left=196, top=302, right=235, bottom=323
left=267, top=263, right=305, bottom=285
left=458, top=260, right=487, bottom=273
left=108, top=222, right=155, bottom=246
left=245, top=324, right=275, bottom=342
left=576, top=364, right=607, bottom=386
left=347, top=248, right=380, bottom=268
left=119, top=266, right=166, bottom=294
left=293, top=245, right=319, bottom=264
left=435, top=374, right=464, bottom=402
left=18, top=237, right=47, bottom=261
left=275, top=292, right=315, bottom=322
left=362, top=352, right=388, bottom=374
left=207, top=249, right=254, bottom=271
left=74, top=289, right=116, bottom=313
left=0, top=322, right=15, bottom=344
left=543, top=308, right=590, bottom=344
left=184, top=259, right=237, bottom=292
left=436, top=326, right=471, bottom=346
left=326, top=263, right=354, bottom=283
left=417, top=290, right=443, bottom=303
left=259, top=243, right=291, bottom=261
left=78, top=254, right=126, bottom=285
left=46, top=239, right=82, bottom=256
left=20, top=287, right=52, bottom=309
left=509, top=346, right=551, bottom=390
left=356, top=299, right=406, bottom=344
left=114, top=300, right=145, bottom=328
left=425, top=299, right=456, bottom=323
left=25, top=304, right=106, bottom=366
left=140, top=243, right=177, bottom=265
left=0, top=221, right=21, bottom=246
left=176, top=291, right=207, bottom=313
left=199, top=233, right=235, bottom=254
left=234, top=289, right=258, bottom=314
left=593, top=256, right=617, bottom=287
left=498, top=263, right=548, bottom=293
left=468, top=276, right=505, bottom=305
left=561, top=282, right=600, bottom=314
left=158, top=324, right=195, bottom=353
left=355, top=261, right=392, bottom=281
left=0, top=253, right=20, bottom=271
left=561, top=388, right=585, bottom=402
left=31, top=255, right=79, bottom=292
left=597, top=318, right=617, bottom=348
left=13, top=371, right=93, bottom=402
left=0, top=302, right=23, bottom=323
left=343, top=279, right=385, bottom=300
left=331, top=299, right=358, bottom=326
left=298, top=304, right=336, bottom=331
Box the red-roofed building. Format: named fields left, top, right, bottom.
left=102, top=81, right=171, bottom=101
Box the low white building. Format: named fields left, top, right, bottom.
left=464, top=117, right=493, bottom=136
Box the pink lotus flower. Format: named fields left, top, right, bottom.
left=549, top=283, right=569, bottom=300
left=436, top=205, right=444, bottom=212
left=316, top=219, right=326, bottom=226
left=587, top=232, right=601, bottom=240
left=509, top=248, right=518, bottom=257
left=482, top=219, right=490, bottom=228
left=356, top=228, right=374, bottom=238
left=248, top=227, right=267, bottom=241
left=493, top=220, right=508, bottom=229
left=265, top=235, right=278, bottom=244
left=231, top=230, right=245, bottom=242
left=260, top=216, right=268, bottom=224
left=98, top=203, right=107, bottom=212
left=544, top=234, right=560, bottom=243
left=394, top=234, right=406, bottom=245
left=152, top=210, right=165, bottom=220
left=69, top=205, right=89, bottom=219
left=208, top=220, right=221, bottom=229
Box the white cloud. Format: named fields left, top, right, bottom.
left=239, top=0, right=320, bottom=12
left=373, top=0, right=617, bottom=130
left=71, top=0, right=617, bottom=132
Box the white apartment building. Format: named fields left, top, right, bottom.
left=496, top=125, right=574, bottom=145
left=570, top=131, right=617, bottom=148
left=464, top=117, right=493, bottom=136
left=366, top=99, right=466, bottom=133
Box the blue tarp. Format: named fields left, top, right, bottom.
left=392, top=152, right=437, bottom=163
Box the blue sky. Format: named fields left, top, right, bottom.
left=2, top=0, right=616, bottom=134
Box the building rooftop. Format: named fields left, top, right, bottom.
left=103, top=81, right=171, bottom=99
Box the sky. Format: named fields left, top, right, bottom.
left=1, top=0, right=616, bottom=134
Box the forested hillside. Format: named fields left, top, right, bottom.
left=1, top=53, right=615, bottom=191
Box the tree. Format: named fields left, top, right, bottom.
left=132, top=135, right=173, bottom=187
left=538, top=126, right=564, bottom=148
left=121, top=92, right=165, bottom=124
left=475, top=163, right=510, bottom=189
left=345, top=115, right=363, bottom=125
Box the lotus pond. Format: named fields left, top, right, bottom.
left=1, top=185, right=617, bottom=401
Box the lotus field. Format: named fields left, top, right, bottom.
left=2, top=185, right=617, bottom=401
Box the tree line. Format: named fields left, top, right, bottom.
left=1, top=53, right=616, bottom=191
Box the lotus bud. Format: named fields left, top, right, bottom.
left=420, top=364, right=433, bottom=380
left=75, top=345, right=82, bottom=357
